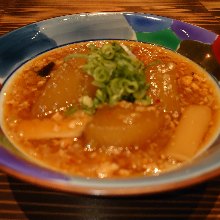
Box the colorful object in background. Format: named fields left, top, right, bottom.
left=124, top=13, right=220, bottom=80
left=136, top=29, right=180, bottom=50
left=171, top=19, right=216, bottom=43
left=177, top=40, right=220, bottom=79
left=212, top=35, right=220, bottom=64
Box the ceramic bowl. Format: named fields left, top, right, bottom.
left=0, top=12, right=220, bottom=196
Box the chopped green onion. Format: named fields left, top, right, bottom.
left=110, top=78, right=124, bottom=95
left=96, top=89, right=107, bottom=103
left=64, top=106, right=78, bottom=116
left=65, top=42, right=152, bottom=113
left=93, top=66, right=111, bottom=83
left=101, top=44, right=115, bottom=59
left=125, top=80, right=139, bottom=93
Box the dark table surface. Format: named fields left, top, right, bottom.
left=1, top=0, right=220, bottom=219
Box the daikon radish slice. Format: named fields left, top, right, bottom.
left=16, top=112, right=92, bottom=139
left=84, top=103, right=164, bottom=148
left=32, top=59, right=96, bottom=117
left=165, top=105, right=212, bottom=161
left=147, top=64, right=180, bottom=113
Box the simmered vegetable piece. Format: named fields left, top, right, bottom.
left=84, top=103, right=164, bottom=148
left=32, top=59, right=96, bottom=117
left=165, top=105, right=212, bottom=160
left=16, top=111, right=91, bottom=139
left=146, top=63, right=180, bottom=113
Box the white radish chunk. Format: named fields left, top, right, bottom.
left=84, top=104, right=164, bottom=148
left=165, top=105, right=212, bottom=161
left=147, top=65, right=180, bottom=113
left=32, top=59, right=96, bottom=117
left=16, top=112, right=91, bottom=139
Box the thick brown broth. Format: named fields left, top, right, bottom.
left=1, top=40, right=220, bottom=178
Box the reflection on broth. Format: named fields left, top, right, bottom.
left=1, top=40, right=220, bottom=178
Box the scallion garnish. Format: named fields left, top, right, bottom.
left=65, top=42, right=151, bottom=114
